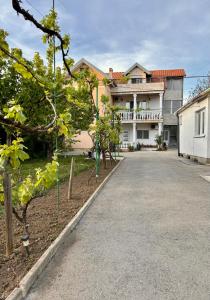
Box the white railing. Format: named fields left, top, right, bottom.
left=118, top=110, right=161, bottom=121
left=119, top=142, right=135, bottom=149
left=119, top=111, right=133, bottom=121
left=136, top=110, right=161, bottom=120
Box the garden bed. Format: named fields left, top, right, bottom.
left=0, top=160, right=118, bottom=300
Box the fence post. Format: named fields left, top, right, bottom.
left=67, top=157, right=74, bottom=201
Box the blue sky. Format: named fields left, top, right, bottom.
left=0, top=0, right=210, bottom=97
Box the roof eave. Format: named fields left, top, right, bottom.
left=71, top=58, right=108, bottom=78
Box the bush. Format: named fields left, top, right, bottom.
left=128, top=144, right=134, bottom=152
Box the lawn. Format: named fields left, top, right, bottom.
left=19, top=155, right=95, bottom=182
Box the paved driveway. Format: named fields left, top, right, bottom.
left=26, top=151, right=210, bottom=300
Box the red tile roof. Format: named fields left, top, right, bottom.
left=112, top=72, right=124, bottom=79
left=151, top=69, right=186, bottom=77
left=112, top=69, right=186, bottom=80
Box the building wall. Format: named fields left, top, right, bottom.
left=179, top=96, right=209, bottom=159
left=72, top=64, right=111, bottom=149
left=113, top=94, right=160, bottom=110
left=164, top=78, right=183, bottom=101
left=128, top=67, right=147, bottom=79
left=163, top=77, right=183, bottom=125
left=121, top=123, right=158, bottom=146
left=73, top=131, right=93, bottom=149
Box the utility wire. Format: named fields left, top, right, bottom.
left=24, top=0, right=44, bottom=17
left=57, top=0, right=66, bottom=10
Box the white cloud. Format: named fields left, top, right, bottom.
left=79, top=39, right=168, bottom=72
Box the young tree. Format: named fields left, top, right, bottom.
left=0, top=4, right=97, bottom=255
left=89, top=95, right=122, bottom=169
left=188, top=74, right=210, bottom=99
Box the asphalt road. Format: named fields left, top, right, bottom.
left=26, top=151, right=210, bottom=300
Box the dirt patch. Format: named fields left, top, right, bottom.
left=0, top=162, right=118, bottom=299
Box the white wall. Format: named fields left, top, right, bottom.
left=179, top=96, right=209, bottom=159
left=136, top=123, right=158, bottom=145
left=114, top=94, right=160, bottom=110
left=121, top=123, right=158, bottom=146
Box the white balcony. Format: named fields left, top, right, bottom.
left=118, top=110, right=162, bottom=122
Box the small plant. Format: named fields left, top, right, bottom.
left=155, top=135, right=163, bottom=150
left=136, top=142, right=141, bottom=151
left=128, top=144, right=134, bottom=152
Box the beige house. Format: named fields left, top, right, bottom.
left=71, top=58, right=185, bottom=149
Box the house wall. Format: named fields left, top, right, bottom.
left=72, top=131, right=93, bottom=149
left=121, top=123, right=158, bottom=146
left=164, top=78, right=183, bottom=101
left=136, top=123, right=158, bottom=145
left=179, top=96, right=209, bottom=160
left=113, top=94, right=160, bottom=110
left=163, top=77, right=183, bottom=125
left=72, top=64, right=112, bottom=149
left=128, top=67, right=147, bottom=79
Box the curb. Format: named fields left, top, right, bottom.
left=6, top=158, right=124, bottom=300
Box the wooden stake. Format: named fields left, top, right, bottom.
left=3, top=172, right=13, bottom=256
left=67, top=157, right=74, bottom=201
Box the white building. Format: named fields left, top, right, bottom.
left=176, top=88, right=210, bottom=164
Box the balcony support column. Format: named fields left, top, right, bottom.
left=158, top=122, right=163, bottom=136
left=133, top=93, right=137, bottom=120
left=133, top=122, right=136, bottom=147
left=159, top=92, right=163, bottom=117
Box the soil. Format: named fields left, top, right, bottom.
left=0, top=162, right=117, bottom=300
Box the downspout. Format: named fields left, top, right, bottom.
left=177, top=114, right=180, bottom=156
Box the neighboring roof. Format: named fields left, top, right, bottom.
left=71, top=58, right=108, bottom=79
left=176, top=88, right=210, bottom=115
left=151, top=69, right=186, bottom=78
left=125, top=63, right=151, bottom=75
left=112, top=72, right=124, bottom=79
left=71, top=59, right=186, bottom=80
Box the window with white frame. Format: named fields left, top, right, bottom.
left=131, top=78, right=142, bottom=84
left=195, top=108, right=205, bottom=136
left=123, top=130, right=129, bottom=142
left=138, top=100, right=148, bottom=110
left=137, top=130, right=149, bottom=139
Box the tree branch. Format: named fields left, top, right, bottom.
left=0, top=98, right=57, bottom=133
left=12, top=0, right=73, bottom=77
left=0, top=44, right=42, bottom=84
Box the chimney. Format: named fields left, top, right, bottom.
left=109, top=67, right=113, bottom=79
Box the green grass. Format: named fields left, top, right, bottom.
left=0, top=156, right=95, bottom=215
left=20, top=155, right=95, bottom=182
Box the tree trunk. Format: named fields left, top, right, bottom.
left=3, top=172, right=13, bottom=256
left=47, top=139, right=54, bottom=159
left=3, top=134, right=13, bottom=256
left=102, top=150, right=106, bottom=169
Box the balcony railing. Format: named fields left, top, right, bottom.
left=118, top=110, right=162, bottom=121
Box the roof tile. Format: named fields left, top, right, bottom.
left=112, top=69, right=186, bottom=80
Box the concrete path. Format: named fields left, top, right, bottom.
left=26, top=151, right=210, bottom=300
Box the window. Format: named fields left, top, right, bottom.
left=137, top=130, right=149, bottom=139
left=166, top=78, right=182, bottom=90
left=163, top=100, right=182, bottom=114
left=195, top=108, right=205, bottom=136
left=172, top=100, right=182, bottom=113
left=138, top=100, right=148, bottom=110
left=131, top=78, right=142, bottom=84
left=163, top=130, right=169, bottom=141
left=123, top=130, right=129, bottom=142
left=163, top=100, right=171, bottom=114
